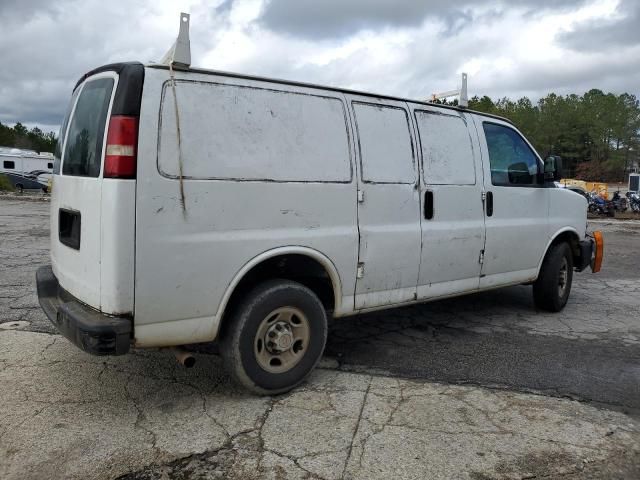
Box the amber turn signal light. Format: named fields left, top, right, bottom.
left=592, top=231, right=603, bottom=273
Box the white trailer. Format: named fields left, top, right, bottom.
left=0, top=149, right=53, bottom=191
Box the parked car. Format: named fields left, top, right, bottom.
left=36, top=61, right=603, bottom=394
left=0, top=171, right=45, bottom=192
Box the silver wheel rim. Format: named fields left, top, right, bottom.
left=558, top=257, right=569, bottom=297
left=254, top=307, right=310, bottom=374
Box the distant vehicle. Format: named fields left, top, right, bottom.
left=35, top=15, right=604, bottom=394
left=0, top=148, right=53, bottom=192
left=563, top=185, right=589, bottom=200
left=627, top=191, right=640, bottom=212
left=611, top=191, right=628, bottom=212
left=586, top=191, right=614, bottom=216
left=0, top=171, right=45, bottom=192
left=560, top=185, right=615, bottom=216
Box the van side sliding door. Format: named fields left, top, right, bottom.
left=408, top=105, right=486, bottom=299
left=346, top=96, right=422, bottom=310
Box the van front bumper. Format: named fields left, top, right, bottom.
left=36, top=265, right=132, bottom=355
left=576, top=239, right=594, bottom=272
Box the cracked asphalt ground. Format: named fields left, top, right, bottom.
left=1, top=197, right=639, bottom=479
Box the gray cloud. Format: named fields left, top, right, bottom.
left=474, top=51, right=640, bottom=101
left=0, top=0, right=636, bottom=133
left=559, top=0, right=640, bottom=51
left=257, top=0, right=587, bottom=40
left=0, top=1, right=225, bottom=131
left=214, top=0, right=234, bottom=15
left=259, top=0, right=449, bottom=39
left=0, top=0, right=57, bottom=20
left=0, top=1, right=163, bottom=129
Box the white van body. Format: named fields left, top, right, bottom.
left=37, top=62, right=597, bottom=393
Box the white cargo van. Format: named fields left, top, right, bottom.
left=37, top=61, right=603, bottom=394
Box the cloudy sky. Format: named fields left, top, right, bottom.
left=1, top=0, right=639, bottom=133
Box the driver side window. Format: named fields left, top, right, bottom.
left=483, top=122, right=540, bottom=187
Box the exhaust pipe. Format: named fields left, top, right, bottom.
left=170, top=347, right=196, bottom=368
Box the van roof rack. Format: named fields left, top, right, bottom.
left=160, top=12, right=191, bottom=69
left=430, top=73, right=468, bottom=108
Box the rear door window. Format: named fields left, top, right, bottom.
left=62, top=78, right=114, bottom=177
left=53, top=89, right=79, bottom=174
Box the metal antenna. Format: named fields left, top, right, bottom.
left=430, top=73, right=468, bottom=108
left=161, top=13, right=191, bottom=69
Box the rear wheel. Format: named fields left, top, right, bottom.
left=220, top=279, right=328, bottom=395
left=533, top=242, right=573, bottom=312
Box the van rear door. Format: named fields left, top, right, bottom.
left=51, top=63, right=143, bottom=314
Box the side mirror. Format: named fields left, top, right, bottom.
left=544, top=156, right=562, bottom=181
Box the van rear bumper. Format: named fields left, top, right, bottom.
left=36, top=265, right=131, bottom=355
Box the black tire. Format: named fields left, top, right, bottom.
left=533, top=242, right=573, bottom=312
left=220, top=279, right=328, bottom=395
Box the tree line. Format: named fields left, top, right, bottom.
left=465, top=90, right=640, bottom=182
left=0, top=122, right=57, bottom=154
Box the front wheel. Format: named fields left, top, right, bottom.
left=533, top=243, right=574, bottom=312
left=220, top=279, right=328, bottom=395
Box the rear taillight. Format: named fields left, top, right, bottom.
left=104, top=115, right=138, bottom=178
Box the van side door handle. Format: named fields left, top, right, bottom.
left=486, top=191, right=493, bottom=217
left=424, top=190, right=434, bottom=220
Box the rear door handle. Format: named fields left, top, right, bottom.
left=59, top=208, right=81, bottom=250
left=424, top=191, right=434, bottom=220
left=486, top=191, right=493, bottom=217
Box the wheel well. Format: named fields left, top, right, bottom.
left=548, top=231, right=581, bottom=265
left=220, top=254, right=336, bottom=334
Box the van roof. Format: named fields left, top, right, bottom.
left=78, top=62, right=513, bottom=125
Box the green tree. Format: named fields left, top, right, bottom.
left=467, top=89, right=640, bottom=182
left=0, top=121, right=57, bottom=153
